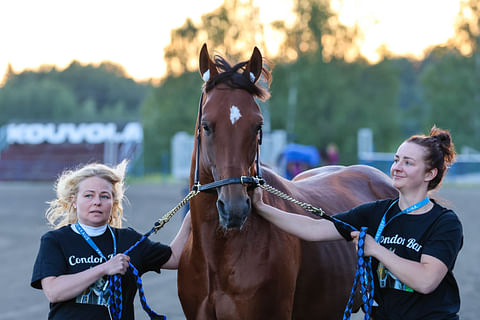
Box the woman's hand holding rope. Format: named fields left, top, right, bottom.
left=350, top=232, right=378, bottom=258
left=103, top=254, right=130, bottom=276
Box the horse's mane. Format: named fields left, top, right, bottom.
left=204, top=55, right=272, bottom=101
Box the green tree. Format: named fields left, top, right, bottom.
left=55, top=61, right=149, bottom=116
left=0, top=78, right=78, bottom=124
left=452, top=0, right=480, bottom=55
left=141, top=72, right=202, bottom=170
left=269, top=54, right=401, bottom=164
left=155, top=0, right=366, bottom=167
left=420, top=48, right=479, bottom=150
left=271, top=0, right=359, bottom=63
left=0, top=61, right=150, bottom=124
left=164, top=0, right=266, bottom=76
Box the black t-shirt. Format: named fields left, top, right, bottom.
left=31, top=225, right=172, bottom=320
left=333, top=199, right=463, bottom=320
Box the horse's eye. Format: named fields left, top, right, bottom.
left=202, top=124, right=211, bottom=134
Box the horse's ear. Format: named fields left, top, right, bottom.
left=244, top=46, right=263, bottom=83
left=199, top=43, right=218, bottom=82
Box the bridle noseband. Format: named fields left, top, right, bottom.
left=192, top=92, right=264, bottom=193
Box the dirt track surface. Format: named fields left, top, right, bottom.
left=0, top=181, right=478, bottom=320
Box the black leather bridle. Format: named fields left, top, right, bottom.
left=192, top=92, right=264, bottom=193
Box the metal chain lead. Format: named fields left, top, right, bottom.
left=153, top=186, right=200, bottom=233
left=151, top=180, right=327, bottom=232
left=258, top=182, right=326, bottom=217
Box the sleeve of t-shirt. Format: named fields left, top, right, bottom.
left=31, top=231, right=69, bottom=289
left=139, top=238, right=172, bottom=273
left=126, top=228, right=172, bottom=274
left=422, top=211, right=463, bottom=269
left=331, top=200, right=389, bottom=241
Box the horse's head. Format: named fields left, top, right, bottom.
left=194, top=44, right=271, bottom=229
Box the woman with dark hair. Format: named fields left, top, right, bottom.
left=253, top=126, right=463, bottom=319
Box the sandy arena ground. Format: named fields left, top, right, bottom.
left=0, top=180, right=478, bottom=319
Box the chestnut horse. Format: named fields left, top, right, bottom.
left=177, top=44, right=398, bottom=319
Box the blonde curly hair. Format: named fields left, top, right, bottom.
left=46, top=160, right=128, bottom=229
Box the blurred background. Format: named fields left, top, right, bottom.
left=1, top=0, right=479, bottom=181
left=0, top=0, right=479, bottom=319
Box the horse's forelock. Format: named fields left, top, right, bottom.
left=204, top=55, right=271, bottom=101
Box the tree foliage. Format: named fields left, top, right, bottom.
left=272, top=0, right=359, bottom=63
left=164, top=0, right=267, bottom=76
left=0, top=61, right=150, bottom=125
left=420, top=48, right=480, bottom=150
left=452, top=0, right=480, bottom=55
left=150, top=0, right=396, bottom=166
left=2, top=0, right=479, bottom=173
left=268, top=54, right=401, bottom=163
left=418, top=0, right=480, bottom=150
left=0, top=78, right=78, bottom=123
left=141, top=72, right=202, bottom=169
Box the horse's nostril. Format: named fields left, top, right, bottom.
left=217, top=199, right=225, bottom=213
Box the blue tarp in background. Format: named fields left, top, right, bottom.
left=280, top=143, right=321, bottom=179
left=282, top=143, right=321, bottom=166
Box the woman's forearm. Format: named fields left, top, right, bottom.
left=255, top=202, right=342, bottom=241
left=163, top=211, right=192, bottom=269
left=371, top=243, right=448, bottom=294
left=41, top=264, right=107, bottom=303
left=41, top=253, right=129, bottom=303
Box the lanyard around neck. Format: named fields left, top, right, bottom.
left=75, top=223, right=116, bottom=261
left=374, top=197, right=430, bottom=242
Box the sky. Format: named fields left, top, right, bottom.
left=0, top=0, right=463, bottom=83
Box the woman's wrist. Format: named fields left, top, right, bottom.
left=254, top=202, right=267, bottom=215
left=95, top=260, right=109, bottom=277
left=370, top=241, right=387, bottom=260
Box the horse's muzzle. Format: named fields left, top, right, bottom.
left=216, top=193, right=251, bottom=229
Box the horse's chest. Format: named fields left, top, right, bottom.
left=206, top=255, right=267, bottom=290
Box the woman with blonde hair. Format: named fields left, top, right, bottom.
left=31, top=160, right=191, bottom=319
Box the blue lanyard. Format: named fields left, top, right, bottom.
left=74, top=223, right=116, bottom=260
left=374, top=197, right=430, bottom=242
left=74, top=223, right=166, bottom=320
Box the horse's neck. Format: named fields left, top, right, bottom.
left=260, top=165, right=293, bottom=191
left=259, top=166, right=328, bottom=215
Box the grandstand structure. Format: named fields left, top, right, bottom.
left=0, top=122, right=143, bottom=181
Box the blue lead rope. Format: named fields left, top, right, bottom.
left=342, top=227, right=374, bottom=320
left=322, top=216, right=374, bottom=320
left=121, top=227, right=166, bottom=320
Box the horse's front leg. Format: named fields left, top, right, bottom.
left=178, top=244, right=214, bottom=319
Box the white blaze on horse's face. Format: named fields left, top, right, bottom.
left=230, top=105, right=242, bottom=125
